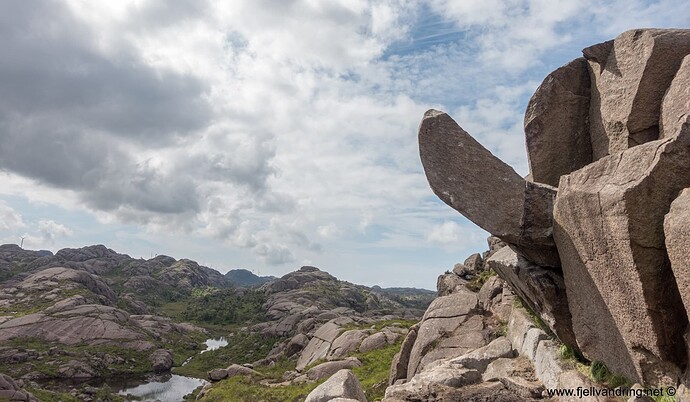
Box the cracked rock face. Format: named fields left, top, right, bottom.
left=419, top=28, right=690, bottom=386
left=554, top=120, right=690, bottom=383
left=586, top=29, right=690, bottom=158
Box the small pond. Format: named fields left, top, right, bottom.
left=117, top=337, right=227, bottom=401
left=117, top=374, right=206, bottom=402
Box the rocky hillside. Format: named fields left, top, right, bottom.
left=414, top=27, right=690, bottom=393
left=225, top=268, right=276, bottom=287
left=0, top=243, right=434, bottom=401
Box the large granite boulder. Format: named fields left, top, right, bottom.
left=304, top=369, right=367, bottom=402
left=406, top=291, right=486, bottom=379
left=486, top=247, right=576, bottom=348
left=419, top=110, right=560, bottom=267
left=525, top=57, right=592, bottom=187
left=296, top=319, right=345, bottom=371
left=586, top=29, right=690, bottom=157
left=553, top=119, right=690, bottom=384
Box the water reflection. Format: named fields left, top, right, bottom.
left=201, top=337, right=228, bottom=353
left=117, top=374, right=206, bottom=402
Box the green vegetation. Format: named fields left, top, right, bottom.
left=198, top=333, right=404, bottom=402
left=201, top=373, right=320, bottom=402
left=174, top=333, right=281, bottom=378
left=0, top=335, right=204, bottom=379
left=352, top=341, right=403, bottom=400
left=512, top=297, right=551, bottom=335
left=162, top=287, right=266, bottom=327
left=557, top=341, right=631, bottom=390
left=26, top=386, right=126, bottom=402
left=465, top=269, right=497, bottom=292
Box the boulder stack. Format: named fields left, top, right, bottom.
left=419, top=28, right=690, bottom=386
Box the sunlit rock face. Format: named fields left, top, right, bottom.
left=419, top=28, right=690, bottom=386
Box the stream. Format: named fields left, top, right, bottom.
left=116, top=337, right=228, bottom=402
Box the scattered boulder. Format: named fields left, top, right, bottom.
left=286, top=333, right=310, bottom=357
left=149, top=349, right=173, bottom=373
left=306, top=357, right=363, bottom=381
left=463, top=253, right=484, bottom=272
left=0, top=373, right=39, bottom=402
left=436, top=272, right=466, bottom=296
left=304, top=369, right=367, bottom=402
left=327, top=330, right=370, bottom=360
left=389, top=325, right=417, bottom=385
left=359, top=332, right=388, bottom=353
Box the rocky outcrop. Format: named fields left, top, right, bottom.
left=486, top=247, right=576, bottom=348
left=306, top=357, right=363, bottom=381
left=525, top=57, right=592, bottom=187
left=257, top=266, right=424, bottom=339
left=208, top=364, right=261, bottom=381
left=304, top=369, right=367, bottom=402
left=419, top=110, right=560, bottom=267
left=418, top=28, right=690, bottom=387
left=661, top=55, right=690, bottom=139
left=586, top=29, right=690, bottom=157
left=0, top=373, right=38, bottom=402
left=665, top=189, right=690, bottom=319
left=406, top=291, right=486, bottom=379
left=149, top=349, right=173, bottom=373
left=554, top=121, right=690, bottom=383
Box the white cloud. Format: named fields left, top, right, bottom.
left=0, top=202, right=25, bottom=232
left=427, top=221, right=462, bottom=245
left=0, top=0, right=687, bottom=285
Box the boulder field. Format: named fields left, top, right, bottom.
left=419, top=28, right=690, bottom=386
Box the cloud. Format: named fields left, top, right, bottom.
left=0, top=0, right=687, bottom=276
left=427, top=221, right=462, bottom=245
left=0, top=202, right=25, bottom=232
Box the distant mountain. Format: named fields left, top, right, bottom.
left=371, top=285, right=436, bottom=295
left=225, top=268, right=276, bottom=287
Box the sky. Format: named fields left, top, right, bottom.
left=0, top=0, right=688, bottom=289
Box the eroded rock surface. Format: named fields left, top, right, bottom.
left=419, top=110, right=560, bottom=267
left=586, top=29, right=690, bottom=157
left=525, top=57, right=592, bottom=187
left=419, top=28, right=690, bottom=387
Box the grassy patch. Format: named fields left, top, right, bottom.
left=0, top=335, right=204, bottom=379
left=352, top=340, right=402, bottom=400
left=465, top=269, right=496, bottom=292
left=200, top=374, right=320, bottom=402
left=198, top=331, right=404, bottom=402
left=174, top=333, right=281, bottom=378
left=26, top=386, right=126, bottom=402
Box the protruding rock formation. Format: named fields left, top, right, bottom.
left=419, top=28, right=690, bottom=386
left=419, top=110, right=560, bottom=267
